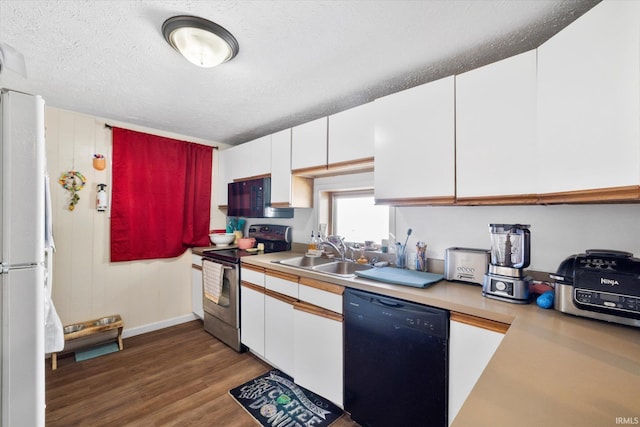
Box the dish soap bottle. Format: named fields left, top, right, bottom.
left=315, top=231, right=324, bottom=252
left=308, top=231, right=317, bottom=251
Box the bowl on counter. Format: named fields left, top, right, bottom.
left=210, top=233, right=235, bottom=246
left=237, top=237, right=256, bottom=250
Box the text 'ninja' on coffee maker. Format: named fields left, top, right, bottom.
left=482, top=223, right=532, bottom=304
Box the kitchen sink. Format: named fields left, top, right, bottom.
left=274, top=256, right=372, bottom=278
left=277, top=256, right=336, bottom=268
left=312, top=261, right=372, bottom=277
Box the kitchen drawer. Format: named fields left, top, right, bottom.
left=191, top=253, right=202, bottom=267
left=265, top=270, right=298, bottom=299
left=242, top=265, right=265, bottom=287
left=298, top=277, right=344, bottom=314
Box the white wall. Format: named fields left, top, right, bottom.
left=45, top=107, right=227, bottom=336
left=395, top=204, right=640, bottom=273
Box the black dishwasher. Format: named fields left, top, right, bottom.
left=344, top=288, right=449, bottom=427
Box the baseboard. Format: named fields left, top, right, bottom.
left=121, top=313, right=199, bottom=339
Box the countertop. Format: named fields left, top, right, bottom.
left=240, top=251, right=640, bottom=427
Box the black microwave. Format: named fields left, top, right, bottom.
left=227, top=177, right=294, bottom=218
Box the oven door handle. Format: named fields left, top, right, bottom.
left=222, top=266, right=234, bottom=270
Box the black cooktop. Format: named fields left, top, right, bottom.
left=202, top=224, right=292, bottom=264
left=203, top=248, right=274, bottom=264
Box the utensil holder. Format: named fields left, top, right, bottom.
left=417, top=252, right=428, bottom=272
left=395, top=245, right=406, bottom=268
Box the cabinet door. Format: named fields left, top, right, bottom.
left=537, top=0, right=640, bottom=197
left=271, top=128, right=292, bottom=205
left=456, top=50, right=537, bottom=200
left=229, top=135, right=272, bottom=181
left=448, top=317, right=505, bottom=425
left=240, top=283, right=265, bottom=356
left=291, top=117, right=328, bottom=171
left=265, top=293, right=295, bottom=376
left=265, top=270, right=298, bottom=299
left=298, top=277, right=343, bottom=314
left=190, top=254, right=204, bottom=319
left=328, top=102, right=374, bottom=165
left=216, top=149, right=229, bottom=207
left=293, top=306, right=343, bottom=407
left=374, top=76, right=455, bottom=204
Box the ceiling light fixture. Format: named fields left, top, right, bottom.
left=162, top=15, right=239, bottom=68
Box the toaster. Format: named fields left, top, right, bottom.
left=445, top=247, right=490, bottom=285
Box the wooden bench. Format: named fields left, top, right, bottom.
left=51, top=314, right=124, bottom=370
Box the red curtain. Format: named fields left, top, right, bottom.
left=110, top=127, right=213, bottom=262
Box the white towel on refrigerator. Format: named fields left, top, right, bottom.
left=44, top=172, right=55, bottom=250
left=202, top=259, right=224, bottom=304
left=44, top=248, right=63, bottom=353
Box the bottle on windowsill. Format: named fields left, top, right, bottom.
left=308, top=231, right=317, bottom=251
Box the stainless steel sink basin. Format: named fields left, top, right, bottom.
left=274, top=256, right=372, bottom=277
left=277, top=256, right=335, bottom=268
left=312, top=261, right=372, bottom=277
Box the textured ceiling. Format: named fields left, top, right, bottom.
left=0, top=0, right=599, bottom=146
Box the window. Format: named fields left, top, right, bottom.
left=331, top=190, right=389, bottom=243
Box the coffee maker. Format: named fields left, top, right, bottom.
left=482, top=223, right=532, bottom=304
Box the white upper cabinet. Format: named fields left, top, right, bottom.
left=537, top=0, right=640, bottom=198
left=216, top=149, right=229, bottom=206
left=291, top=117, right=328, bottom=171
left=374, top=76, right=455, bottom=204
left=271, top=128, right=313, bottom=208
left=228, top=135, right=272, bottom=181
left=328, top=102, right=375, bottom=165
left=456, top=50, right=537, bottom=201
left=270, top=128, right=292, bottom=205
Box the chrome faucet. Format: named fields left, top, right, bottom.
left=323, top=235, right=348, bottom=261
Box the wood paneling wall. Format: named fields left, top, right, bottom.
left=44, top=107, right=223, bottom=336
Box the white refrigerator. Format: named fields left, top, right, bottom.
left=0, top=89, right=46, bottom=427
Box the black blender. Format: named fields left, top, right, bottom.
left=482, top=224, right=532, bottom=303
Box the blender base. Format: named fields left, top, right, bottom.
left=482, top=274, right=532, bottom=304
left=482, top=291, right=533, bottom=304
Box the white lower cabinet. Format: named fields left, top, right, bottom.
left=263, top=270, right=299, bottom=376
left=190, top=254, right=204, bottom=319
left=246, top=269, right=344, bottom=406
left=293, top=303, right=343, bottom=407
left=264, top=292, right=296, bottom=376
left=448, top=315, right=507, bottom=425
left=294, top=277, right=345, bottom=407
left=240, top=265, right=266, bottom=356
left=240, top=284, right=265, bottom=356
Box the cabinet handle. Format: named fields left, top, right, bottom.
left=294, top=301, right=343, bottom=322
left=450, top=311, right=510, bottom=334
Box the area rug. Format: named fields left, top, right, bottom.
left=229, top=370, right=343, bottom=427
left=74, top=342, right=120, bottom=362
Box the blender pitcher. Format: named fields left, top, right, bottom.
left=489, top=224, right=530, bottom=269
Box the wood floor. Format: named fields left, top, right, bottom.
left=46, top=320, right=359, bottom=426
